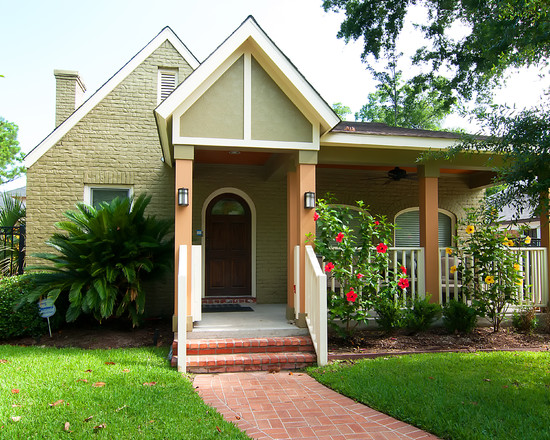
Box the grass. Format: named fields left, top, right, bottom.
left=309, top=351, right=550, bottom=440
left=0, top=345, right=249, bottom=439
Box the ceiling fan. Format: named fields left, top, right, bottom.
left=362, top=167, right=417, bottom=184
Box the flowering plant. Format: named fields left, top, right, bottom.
left=454, top=204, right=524, bottom=332
left=310, top=196, right=406, bottom=338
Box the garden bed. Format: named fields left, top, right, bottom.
left=328, top=325, right=550, bottom=360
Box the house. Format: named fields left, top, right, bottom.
left=24, top=17, right=549, bottom=371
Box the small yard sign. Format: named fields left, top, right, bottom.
left=38, top=298, right=56, bottom=337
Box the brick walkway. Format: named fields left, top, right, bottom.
left=194, top=371, right=439, bottom=440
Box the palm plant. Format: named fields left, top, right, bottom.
left=23, top=194, right=173, bottom=326
left=0, top=192, right=26, bottom=275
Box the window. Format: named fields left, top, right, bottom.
left=394, top=208, right=454, bottom=247
left=85, top=186, right=132, bottom=209
left=158, top=68, right=178, bottom=103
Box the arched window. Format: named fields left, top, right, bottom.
left=394, top=208, right=454, bottom=247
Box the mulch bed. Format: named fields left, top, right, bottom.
left=328, top=326, right=550, bottom=360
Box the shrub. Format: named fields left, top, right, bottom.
left=23, top=194, right=173, bottom=326
left=312, top=197, right=407, bottom=339
left=374, top=296, right=406, bottom=333
left=442, top=299, right=478, bottom=334
left=512, top=307, right=538, bottom=334
left=404, top=296, right=441, bottom=333
left=453, top=204, right=525, bottom=331
left=0, top=275, right=47, bottom=339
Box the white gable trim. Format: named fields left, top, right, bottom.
left=155, top=17, right=340, bottom=163
left=25, top=27, right=199, bottom=168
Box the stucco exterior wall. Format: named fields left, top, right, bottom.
left=316, top=168, right=484, bottom=228
left=192, top=163, right=287, bottom=304
left=26, top=41, right=193, bottom=317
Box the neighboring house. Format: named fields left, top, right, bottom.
left=0, top=186, right=26, bottom=209
left=24, top=17, right=548, bottom=369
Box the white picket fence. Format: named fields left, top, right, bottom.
left=320, top=247, right=426, bottom=302
left=439, top=247, right=548, bottom=307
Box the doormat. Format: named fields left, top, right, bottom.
left=202, top=304, right=254, bottom=313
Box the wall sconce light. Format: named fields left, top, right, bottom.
left=178, top=188, right=189, bottom=206
left=304, top=191, right=315, bottom=209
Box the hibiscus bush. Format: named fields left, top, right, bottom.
left=311, top=197, right=409, bottom=339
left=453, top=205, right=526, bottom=332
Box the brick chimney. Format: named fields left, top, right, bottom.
left=54, top=70, right=86, bottom=127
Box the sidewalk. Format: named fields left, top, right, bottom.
left=194, top=371, right=439, bottom=440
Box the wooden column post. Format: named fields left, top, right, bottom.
left=287, top=170, right=299, bottom=320
left=418, top=164, right=440, bottom=303
left=287, top=151, right=317, bottom=327
left=174, top=157, right=193, bottom=332
left=539, top=193, right=550, bottom=307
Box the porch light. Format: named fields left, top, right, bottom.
left=178, top=188, right=189, bottom=206
left=304, top=191, right=316, bottom=209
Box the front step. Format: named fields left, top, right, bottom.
left=171, top=336, right=317, bottom=373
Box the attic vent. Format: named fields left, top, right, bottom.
left=158, top=68, right=178, bottom=103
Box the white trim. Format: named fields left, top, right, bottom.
left=171, top=136, right=318, bottom=151
left=321, top=132, right=462, bottom=150
left=25, top=27, right=199, bottom=168
left=83, top=184, right=133, bottom=205
left=201, top=188, right=257, bottom=298
left=155, top=17, right=339, bottom=163
left=243, top=52, right=252, bottom=141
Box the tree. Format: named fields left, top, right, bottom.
left=332, top=102, right=352, bottom=120
left=355, top=55, right=452, bottom=129
left=324, top=0, right=550, bottom=213
left=0, top=118, right=25, bottom=184
left=322, top=0, right=549, bottom=102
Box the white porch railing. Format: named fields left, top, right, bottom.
left=439, top=247, right=549, bottom=307
left=304, top=245, right=328, bottom=366
left=191, top=245, right=202, bottom=322
left=320, top=247, right=426, bottom=302
left=177, top=245, right=187, bottom=373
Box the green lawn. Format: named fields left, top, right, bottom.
left=309, top=352, right=550, bottom=440
left=0, top=346, right=249, bottom=439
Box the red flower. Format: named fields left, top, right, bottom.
left=376, top=243, right=388, bottom=253
left=374, top=220, right=379, bottom=226
left=335, top=232, right=344, bottom=243
left=313, top=211, right=320, bottom=221
left=398, top=278, right=409, bottom=289
left=324, top=262, right=334, bottom=272
left=356, top=273, right=364, bottom=279
left=400, top=266, right=407, bottom=275
left=346, top=288, right=358, bottom=302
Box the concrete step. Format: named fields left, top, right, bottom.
left=171, top=336, right=317, bottom=373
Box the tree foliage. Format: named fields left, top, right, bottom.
left=332, top=102, right=352, bottom=120
left=0, top=118, right=25, bottom=184
left=323, top=0, right=550, bottom=101
left=438, top=104, right=550, bottom=215
left=355, top=56, right=452, bottom=129
left=23, top=194, right=173, bottom=326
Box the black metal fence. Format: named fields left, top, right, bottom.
left=0, top=226, right=25, bottom=276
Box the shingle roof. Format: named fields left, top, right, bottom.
left=331, top=121, right=462, bottom=139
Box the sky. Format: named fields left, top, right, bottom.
left=1, top=0, right=547, bottom=190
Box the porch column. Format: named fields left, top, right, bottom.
left=174, top=153, right=193, bottom=331
left=539, top=193, right=550, bottom=307
left=418, top=164, right=440, bottom=304
left=296, top=151, right=317, bottom=326
left=287, top=170, right=299, bottom=320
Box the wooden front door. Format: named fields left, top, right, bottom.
left=205, top=194, right=252, bottom=296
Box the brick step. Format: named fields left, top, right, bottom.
left=185, top=336, right=314, bottom=356
left=171, top=351, right=317, bottom=373
left=171, top=336, right=317, bottom=373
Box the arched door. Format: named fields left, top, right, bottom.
left=205, top=193, right=252, bottom=296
